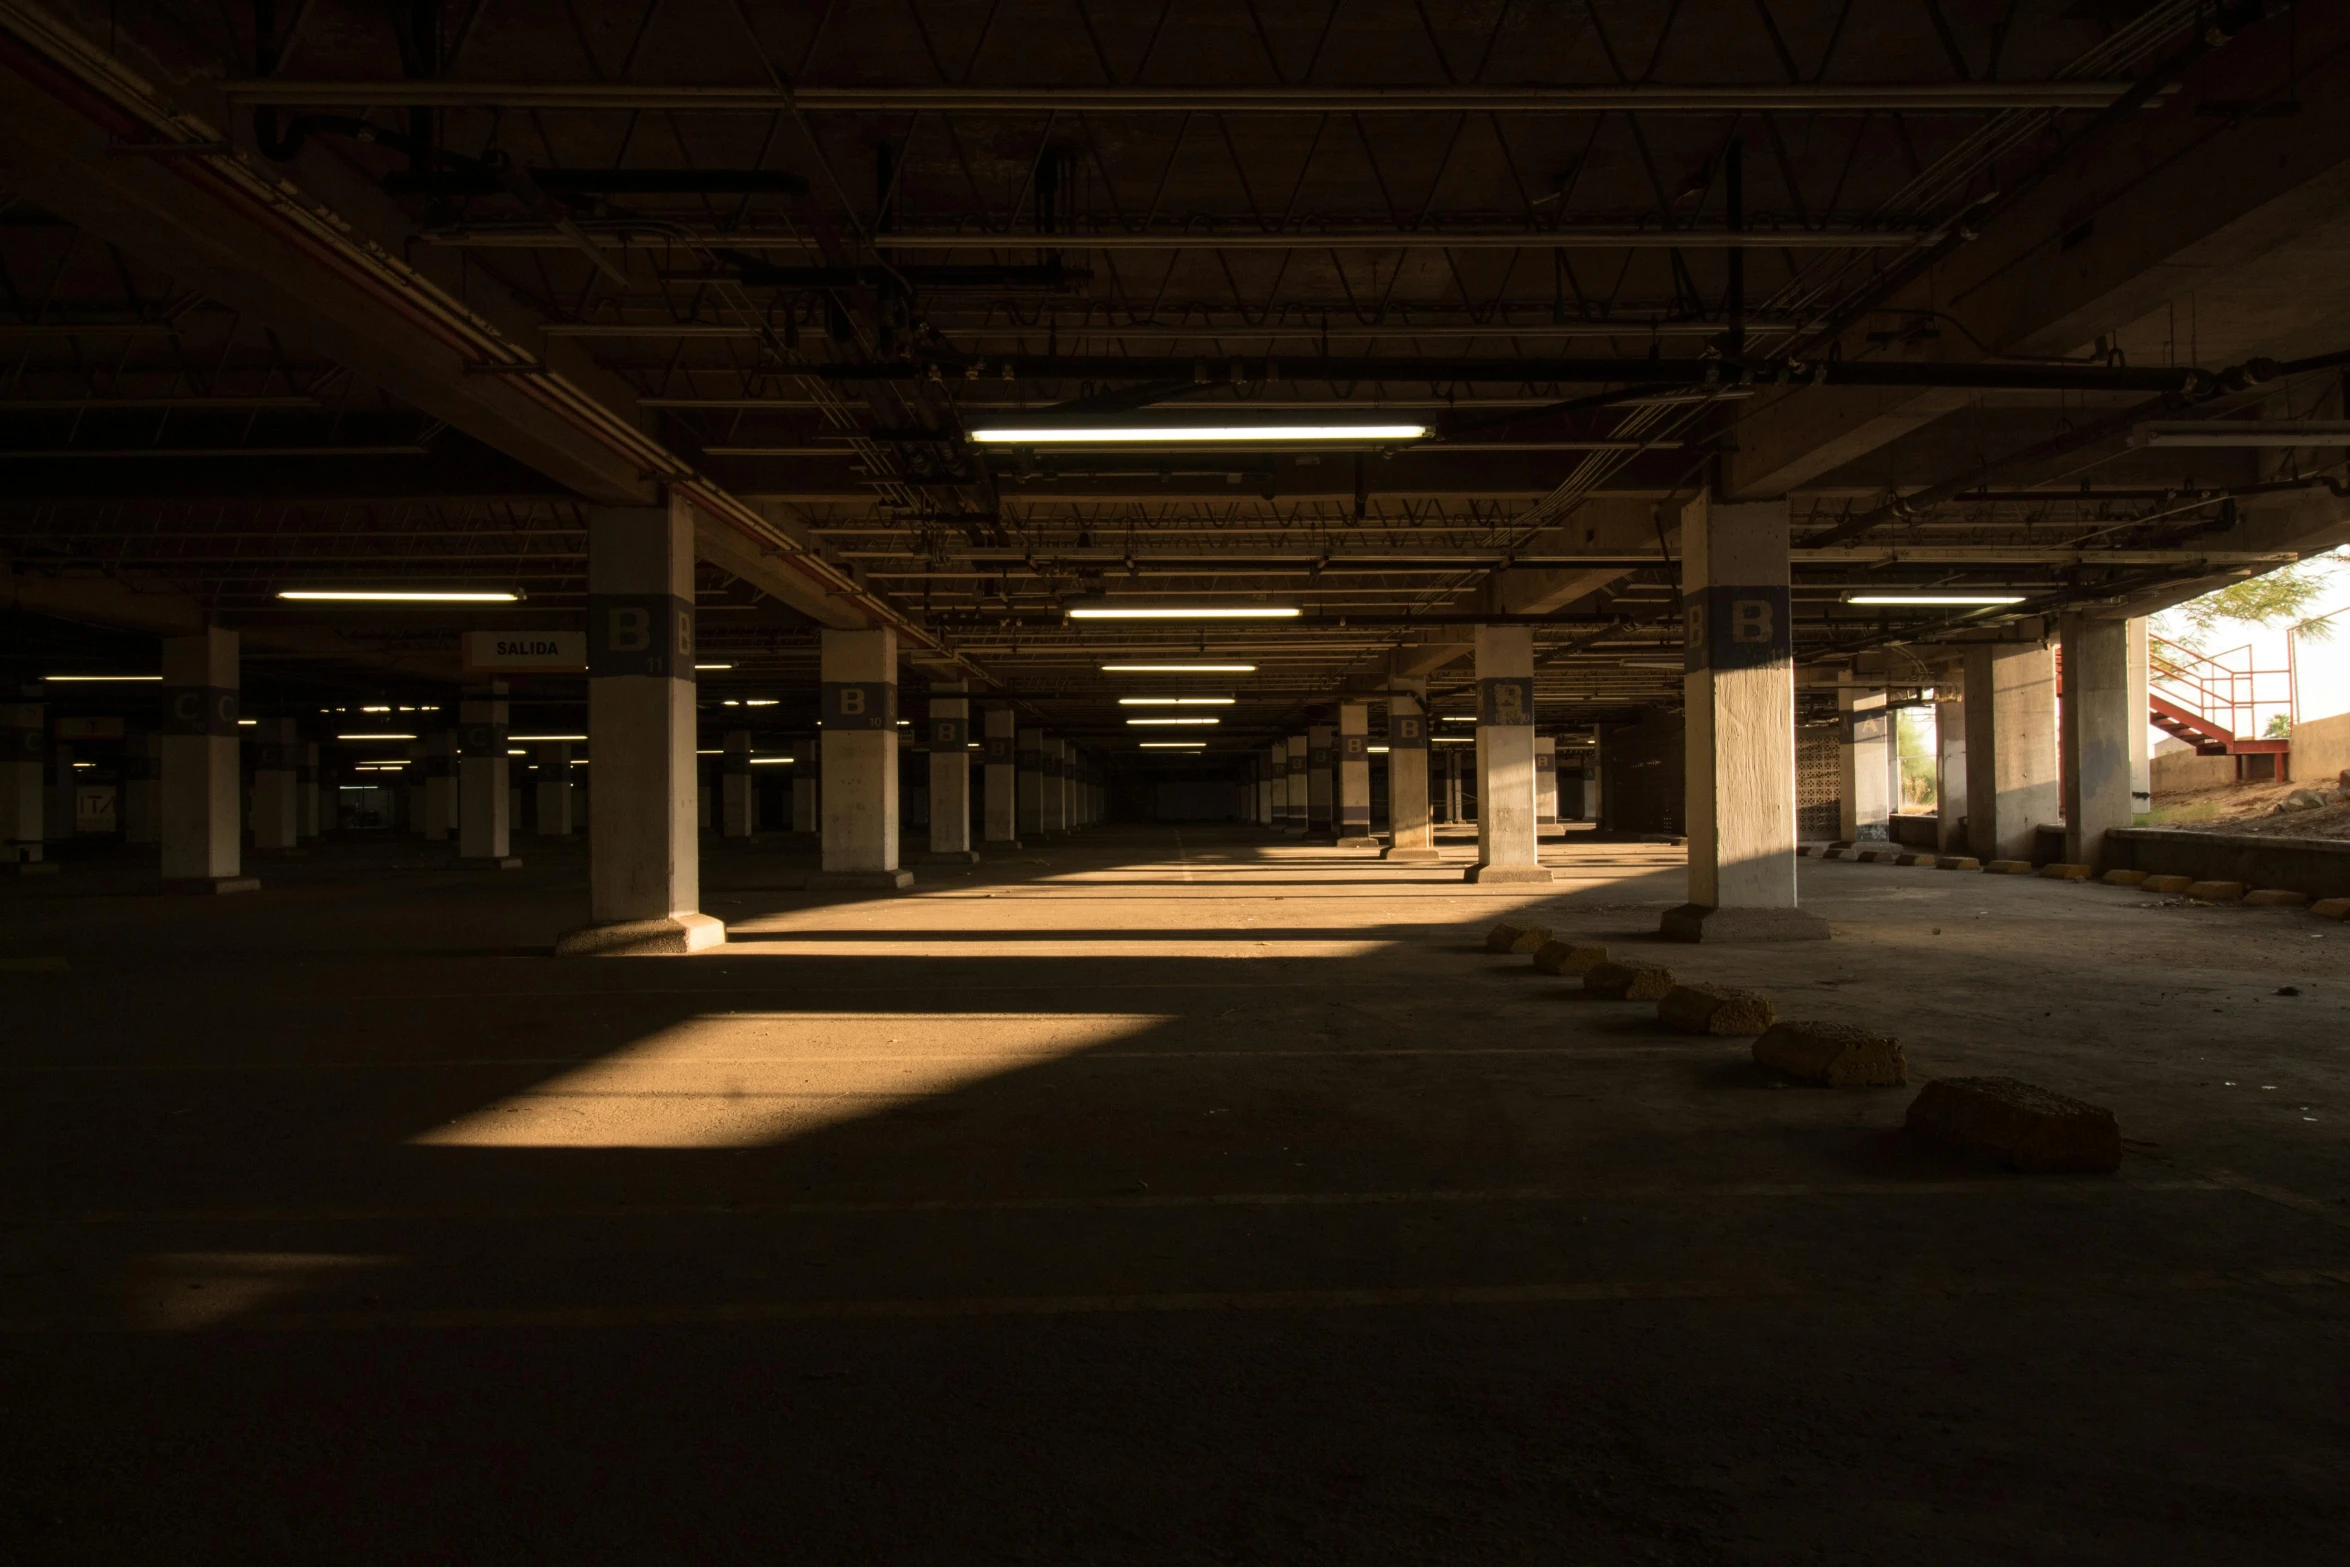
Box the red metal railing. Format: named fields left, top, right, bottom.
left=2149, top=634, right=2296, bottom=746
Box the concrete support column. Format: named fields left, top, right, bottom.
left=1336, top=703, right=1375, bottom=848
left=558, top=499, right=723, bottom=955
left=721, top=729, right=756, bottom=838
left=2062, top=614, right=2134, bottom=870
left=251, top=717, right=301, bottom=852
left=1283, top=734, right=1308, bottom=834
left=1017, top=728, right=1044, bottom=839
left=1662, top=494, right=1822, bottom=941
left=1935, top=682, right=1968, bottom=856
left=536, top=744, right=576, bottom=836
left=2126, top=617, right=2152, bottom=817
left=814, top=627, right=910, bottom=888
left=1264, top=743, right=1284, bottom=828
left=459, top=685, right=514, bottom=864
left=1468, top=625, right=1548, bottom=884
left=790, top=737, right=818, bottom=833
left=1252, top=758, right=1270, bottom=825
left=1444, top=746, right=1465, bottom=824
left=1, top=692, right=44, bottom=866
left=1838, top=688, right=1890, bottom=842
left=1963, top=642, right=2060, bottom=864
left=422, top=729, right=458, bottom=841
left=1382, top=688, right=1437, bottom=861
left=1043, top=739, right=1069, bottom=837
left=983, top=705, right=1019, bottom=845
left=160, top=629, right=252, bottom=891
left=298, top=742, right=322, bottom=840
left=123, top=729, right=160, bottom=846
left=1534, top=736, right=1559, bottom=835
left=926, top=683, right=978, bottom=862
left=1306, top=724, right=1334, bottom=837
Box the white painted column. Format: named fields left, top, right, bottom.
left=1336, top=702, right=1375, bottom=847
left=1468, top=624, right=1548, bottom=884
left=1382, top=688, right=1438, bottom=861
left=251, top=717, right=300, bottom=852
left=160, top=628, right=252, bottom=891
left=1042, top=738, right=1069, bottom=836
left=983, top=705, right=1019, bottom=845
left=298, top=742, right=322, bottom=840
left=926, top=682, right=978, bottom=862
left=422, top=729, right=458, bottom=841
left=790, top=737, right=818, bottom=833
left=1285, top=734, right=1309, bottom=834
left=1264, top=742, right=1285, bottom=829
left=1934, top=683, right=1968, bottom=856
left=2126, top=616, right=2151, bottom=817
left=1662, top=494, right=1822, bottom=941
left=721, top=729, right=757, bottom=837
left=1306, top=723, right=1334, bottom=836
left=557, top=499, right=723, bottom=955
left=123, top=729, right=160, bottom=846
left=1, top=693, right=45, bottom=866
left=536, top=743, right=576, bottom=836
left=1534, top=735, right=1559, bottom=834
left=1964, top=642, right=2060, bottom=864
left=814, top=627, right=910, bottom=888
left=459, top=684, right=514, bottom=863
left=1017, top=728, right=1044, bottom=839
left=2062, top=613, right=2134, bottom=869
left=1837, top=687, right=1889, bottom=843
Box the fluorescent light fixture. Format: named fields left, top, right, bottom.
left=744, top=699, right=779, bottom=707
left=1439, top=715, right=1477, bottom=723
left=337, top=732, right=417, bottom=741
left=749, top=756, right=794, bottom=765
left=277, top=589, right=520, bottom=602
left=508, top=734, right=587, bottom=743
left=361, top=705, right=390, bottom=712
left=1117, top=697, right=1234, bottom=706
left=696, top=749, right=720, bottom=755
left=1368, top=745, right=1391, bottom=754
left=1127, top=717, right=1221, bottom=726
left=971, top=423, right=1425, bottom=445
left=236, top=718, right=258, bottom=726
left=1100, top=663, right=1256, bottom=673
left=506, top=748, right=527, bottom=756
left=1843, top=592, right=2026, bottom=606
left=1619, top=657, right=1685, bottom=670
left=2131, top=420, right=2350, bottom=448
left=1431, top=735, right=1476, bottom=744
left=42, top=673, right=160, bottom=682
left=1067, top=605, right=1299, bottom=620
left=72, top=760, right=95, bottom=769
left=693, top=662, right=734, bottom=670
left=1138, top=742, right=1208, bottom=749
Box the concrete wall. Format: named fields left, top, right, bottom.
left=2150, top=739, right=2236, bottom=794
left=2292, top=710, right=2350, bottom=788
left=2107, top=827, right=2350, bottom=900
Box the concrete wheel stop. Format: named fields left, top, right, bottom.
left=1463, top=864, right=1553, bottom=884
left=554, top=913, right=726, bottom=956
left=806, top=869, right=916, bottom=890
left=1381, top=846, right=1442, bottom=863
left=1658, top=902, right=1830, bottom=942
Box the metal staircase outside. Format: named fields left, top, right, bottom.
left=2148, top=635, right=2293, bottom=777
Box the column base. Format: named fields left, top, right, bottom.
left=1382, top=846, right=1442, bottom=863
left=163, top=876, right=261, bottom=895
left=1658, top=902, right=1831, bottom=943
left=14, top=860, right=61, bottom=876
left=1334, top=835, right=1381, bottom=849
left=984, top=838, right=1024, bottom=851
left=1465, top=863, right=1552, bottom=884
left=807, top=868, right=916, bottom=890
left=554, top=912, right=727, bottom=957
left=461, top=855, right=525, bottom=870
left=921, top=849, right=982, bottom=864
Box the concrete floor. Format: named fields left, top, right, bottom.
left=4, top=827, right=2347, bottom=1562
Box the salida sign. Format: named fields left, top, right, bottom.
left=462, top=631, right=588, bottom=674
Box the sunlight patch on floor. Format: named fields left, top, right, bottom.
left=413, top=1012, right=1172, bottom=1148
left=129, top=1252, right=389, bottom=1330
